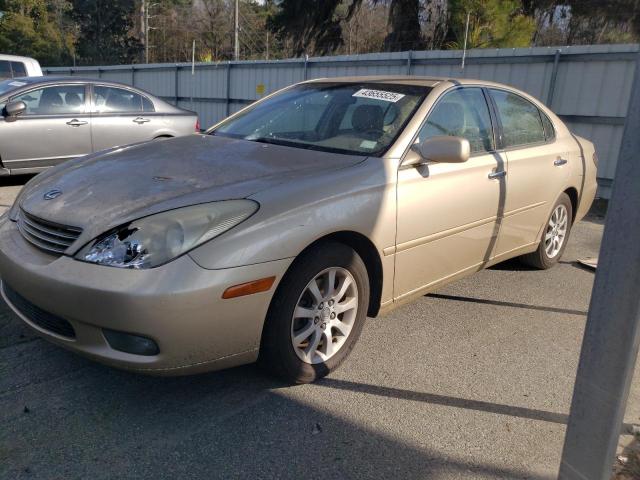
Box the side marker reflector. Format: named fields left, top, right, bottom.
left=222, top=276, right=276, bottom=299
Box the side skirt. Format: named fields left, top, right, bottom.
left=378, top=241, right=539, bottom=317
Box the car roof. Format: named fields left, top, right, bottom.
left=303, top=75, right=512, bottom=90
left=10, top=76, right=133, bottom=87
left=0, top=54, right=39, bottom=63
left=0, top=76, right=192, bottom=114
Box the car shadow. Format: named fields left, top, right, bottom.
left=1, top=341, right=550, bottom=479
left=425, top=292, right=587, bottom=317
left=488, top=257, right=537, bottom=271
left=0, top=299, right=562, bottom=480
left=0, top=173, right=35, bottom=188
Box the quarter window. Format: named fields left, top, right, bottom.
left=416, top=88, right=493, bottom=154
left=142, top=96, right=154, bottom=112
left=11, top=85, right=86, bottom=115
left=540, top=111, right=555, bottom=141
left=490, top=89, right=546, bottom=147
left=93, top=86, right=152, bottom=113
left=10, top=62, right=26, bottom=77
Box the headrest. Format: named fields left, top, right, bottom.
left=65, top=92, right=82, bottom=107
left=352, top=104, right=384, bottom=133
left=40, top=90, right=63, bottom=108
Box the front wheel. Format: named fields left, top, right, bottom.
left=259, top=242, right=369, bottom=383
left=520, top=192, right=573, bottom=269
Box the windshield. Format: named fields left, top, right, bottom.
left=0, top=78, right=28, bottom=97
left=212, top=82, right=430, bottom=156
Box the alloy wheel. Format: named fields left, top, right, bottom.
left=544, top=204, right=569, bottom=258
left=290, top=267, right=358, bottom=364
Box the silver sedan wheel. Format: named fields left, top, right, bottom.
left=544, top=204, right=569, bottom=258
left=290, top=267, right=358, bottom=364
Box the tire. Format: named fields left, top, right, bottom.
left=259, top=242, right=369, bottom=384
left=520, top=192, right=573, bottom=269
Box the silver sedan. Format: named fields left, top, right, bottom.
left=0, top=77, right=199, bottom=176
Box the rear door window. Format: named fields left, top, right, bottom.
left=490, top=89, right=546, bottom=148
left=93, top=86, right=147, bottom=113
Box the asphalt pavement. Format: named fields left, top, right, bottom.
left=0, top=177, right=638, bottom=480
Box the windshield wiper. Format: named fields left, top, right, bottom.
left=250, top=137, right=298, bottom=147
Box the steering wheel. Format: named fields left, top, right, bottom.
left=361, top=128, right=384, bottom=140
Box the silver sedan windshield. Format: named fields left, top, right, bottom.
left=213, top=82, right=429, bottom=156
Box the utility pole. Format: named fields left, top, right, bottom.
left=558, top=50, right=640, bottom=480
left=143, top=1, right=157, bottom=63
left=140, top=0, right=146, bottom=63
left=145, top=0, right=150, bottom=64
left=234, top=0, right=240, bottom=61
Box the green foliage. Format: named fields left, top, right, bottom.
left=0, top=0, right=638, bottom=66
left=0, top=0, right=76, bottom=65
left=71, top=0, right=142, bottom=65
left=447, top=0, right=535, bottom=49
left=268, top=0, right=344, bottom=56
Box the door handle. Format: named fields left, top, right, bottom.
left=133, top=117, right=150, bottom=124
left=488, top=170, right=506, bottom=180
left=554, top=158, right=568, bottom=166
left=66, top=119, right=88, bottom=127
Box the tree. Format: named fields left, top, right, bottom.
left=269, top=0, right=432, bottom=56
left=384, top=0, right=424, bottom=51
left=268, top=0, right=344, bottom=56
left=0, top=0, right=76, bottom=65
left=565, top=0, right=640, bottom=45
left=71, top=0, right=142, bottom=65
left=523, top=0, right=640, bottom=46
left=340, top=1, right=389, bottom=55
left=446, top=0, right=535, bottom=49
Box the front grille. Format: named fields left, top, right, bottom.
left=16, top=209, right=82, bottom=255
left=3, top=283, right=76, bottom=339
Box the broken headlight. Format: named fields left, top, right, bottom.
left=75, top=200, right=258, bottom=269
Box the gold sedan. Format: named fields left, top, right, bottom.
left=0, top=77, right=597, bottom=383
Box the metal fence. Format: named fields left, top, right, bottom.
left=44, top=44, right=640, bottom=199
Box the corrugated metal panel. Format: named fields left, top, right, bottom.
left=100, top=70, right=132, bottom=84
left=43, top=44, right=639, bottom=198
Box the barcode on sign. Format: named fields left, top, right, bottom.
left=352, top=89, right=405, bottom=103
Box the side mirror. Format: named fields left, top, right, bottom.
left=4, top=100, right=27, bottom=119
left=403, top=136, right=471, bottom=167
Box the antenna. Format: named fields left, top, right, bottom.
left=191, top=39, right=196, bottom=75
left=234, top=0, right=240, bottom=61
left=461, top=12, right=470, bottom=71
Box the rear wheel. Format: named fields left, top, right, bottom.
left=520, top=192, right=572, bottom=269
left=260, top=242, right=369, bottom=383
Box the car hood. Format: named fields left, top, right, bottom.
left=17, top=135, right=366, bottom=245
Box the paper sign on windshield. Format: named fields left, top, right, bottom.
left=353, top=89, right=405, bottom=103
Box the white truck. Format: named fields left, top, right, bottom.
left=0, top=54, right=42, bottom=80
